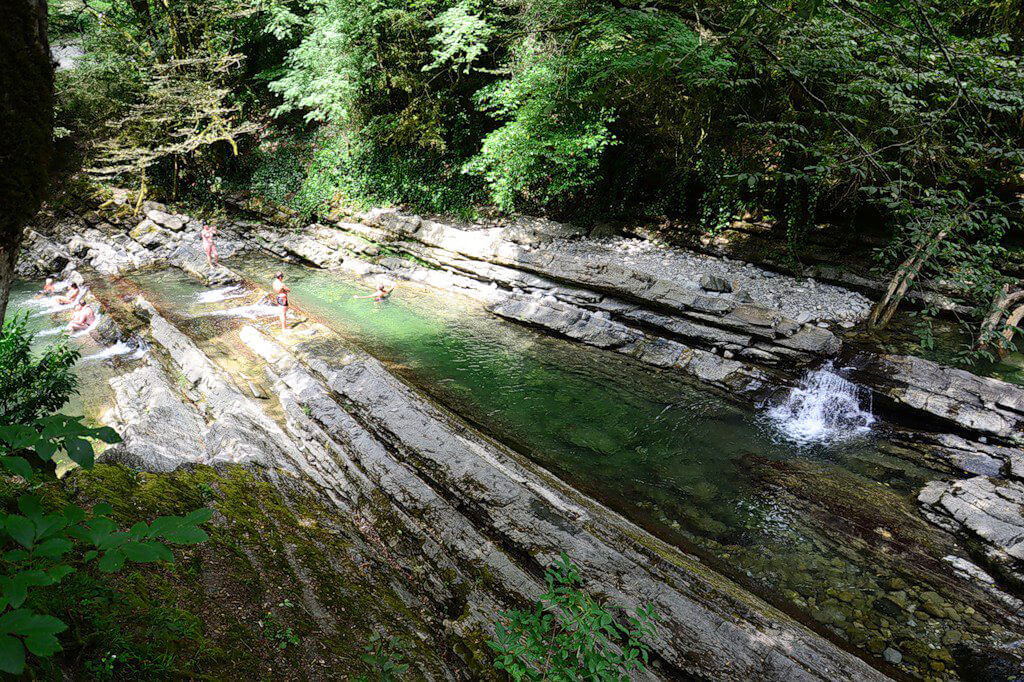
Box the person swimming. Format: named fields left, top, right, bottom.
left=353, top=281, right=395, bottom=302
left=68, top=301, right=95, bottom=332
left=272, top=272, right=289, bottom=332
left=57, top=282, right=81, bottom=305
left=201, top=222, right=219, bottom=268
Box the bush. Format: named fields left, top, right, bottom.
left=0, top=321, right=211, bottom=675
left=489, top=554, right=659, bottom=681
left=0, top=313, right=78, bottom=425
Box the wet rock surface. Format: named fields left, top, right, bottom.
left=87, top=273, right=895, bottom=680
left=857, top=353, right=1024, bottom=441
left=919, top=477, right=1024, bottom=587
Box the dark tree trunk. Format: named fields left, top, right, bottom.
left=0, top=0, right=53, bottom=321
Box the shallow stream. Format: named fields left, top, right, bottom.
left=106, top=257, right=1023, bottom=679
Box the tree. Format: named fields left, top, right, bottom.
left=0, top=0, right=53, bottom=321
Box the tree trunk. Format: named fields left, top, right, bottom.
left=0, top=0, right=53, bottom=321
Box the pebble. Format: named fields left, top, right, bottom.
left=883, top=647, right=903, bottom=665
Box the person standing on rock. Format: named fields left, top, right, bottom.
left=201, top=221, right=219, bottom=269
left=273, top=272, right=289, bottom=332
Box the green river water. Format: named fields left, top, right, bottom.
left=9, top=261, right=1022, bottom=678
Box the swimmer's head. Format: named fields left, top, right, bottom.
left=45, top=278, right=53, bottom=285
left=74, top=301, right=86, bottom=310
left=275, top=272, right=284, bottom=280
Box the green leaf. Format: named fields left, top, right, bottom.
left=97, top=549, right=125, bottom=573
left=0, top=635, right=25, bottom=674
left=0, top=457, right=32, bottom=480
left=93, top=502, right=113, bottom=516
left=62, top=505, right=85, bottom=523
left=33, top=538, right=72, bottom=559
left=17, top=496, right=43, bottom=522
left=121, top=542, right=166, bottom=563
left=23, top=634, right=61, bottom=657
left=92, top=426, right=122, bottom=444
left=64, top=437, right=94, bottom=468
left=5, top=516, right=34, bottom=550
left=184, top=508, right=214, bottom=525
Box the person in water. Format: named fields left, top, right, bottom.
left=57, top=282, right=81, bottom=305
left=201, top=221, right=219, bottom=268
left=272, top=272, right=289, bottom=332
left=40, top=278, right=55, bottom=295
left=68, top=301, right=95, bottom=332
left=353, top=281, right=395, bottom=302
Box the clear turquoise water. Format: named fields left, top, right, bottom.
left=125, top=260, right=1023, bottom=676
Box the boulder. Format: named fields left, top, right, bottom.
left=700, top=273, right=733, bottom=293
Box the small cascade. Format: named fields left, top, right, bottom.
left=200, top=303, right=278, bottom=319
left=197, top=285, right=246, bottom=303
left=767, top=362, right=874, bottom=444
left=80, top=339, right=148, bottom=362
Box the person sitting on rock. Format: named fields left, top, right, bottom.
left=68, top=301, right=95, bottom=332
left=353, top=281, right=395, bottom=302
left=57, top=282, right=81, bottom=305
left=273, top=272, right=290, bottom=332
left=201, top=222, right=219, bottom=269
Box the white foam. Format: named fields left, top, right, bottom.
left=766, top=362, right=874, bottom=445
left=197, top=285, right=246, bottom=303
left=80, top=340, right=147, bottom=362
left=31, top=301, right=74, bottom=317
left=201, top=304, right=279, bottom=320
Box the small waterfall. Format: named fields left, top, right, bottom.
left=767, top=362, right=874, bottom=444
left=81, top=339, right=148, bottom=362
left=200, top=303, right=278, bottom=319
left=197, top=285, right=246, bottom=303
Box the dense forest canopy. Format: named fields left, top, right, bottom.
left=48, top=0, right=1024, bottom=351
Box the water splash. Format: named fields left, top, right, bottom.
left=69, top=315, right=101, bottom=338
left=200, top=303, right=278, bottom=320
left=81, top=340, right=148, bottom=362
left=31, top=301, right=74, bottom=317
left=36, top=327, right=65, bottom=337
left=197, top=285, right=246, bottom=303
left=767, top=362, right=874, bottom=444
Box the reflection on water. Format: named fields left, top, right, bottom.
left=127, top=260, right=1023, bottom=676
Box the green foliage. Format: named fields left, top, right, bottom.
left=259, top=600, right=301, bottom=650
left=359, top=630, right=410, bottom=681
left=0, top=417, right=212, bottom=674
left=0, top=314, right=78, bottom=425
left=489, top=554, right=659, bottom=681
left=54, top=0, right=1024, bottom=339
left=0, top=322, right=211, bottom=675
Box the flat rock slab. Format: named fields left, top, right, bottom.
left=859, top=354, right=1024, bottom=440
left=919, top=476, right=1024, bottom=582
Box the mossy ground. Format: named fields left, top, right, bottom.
left=16, top=463, right=458, bottom=680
